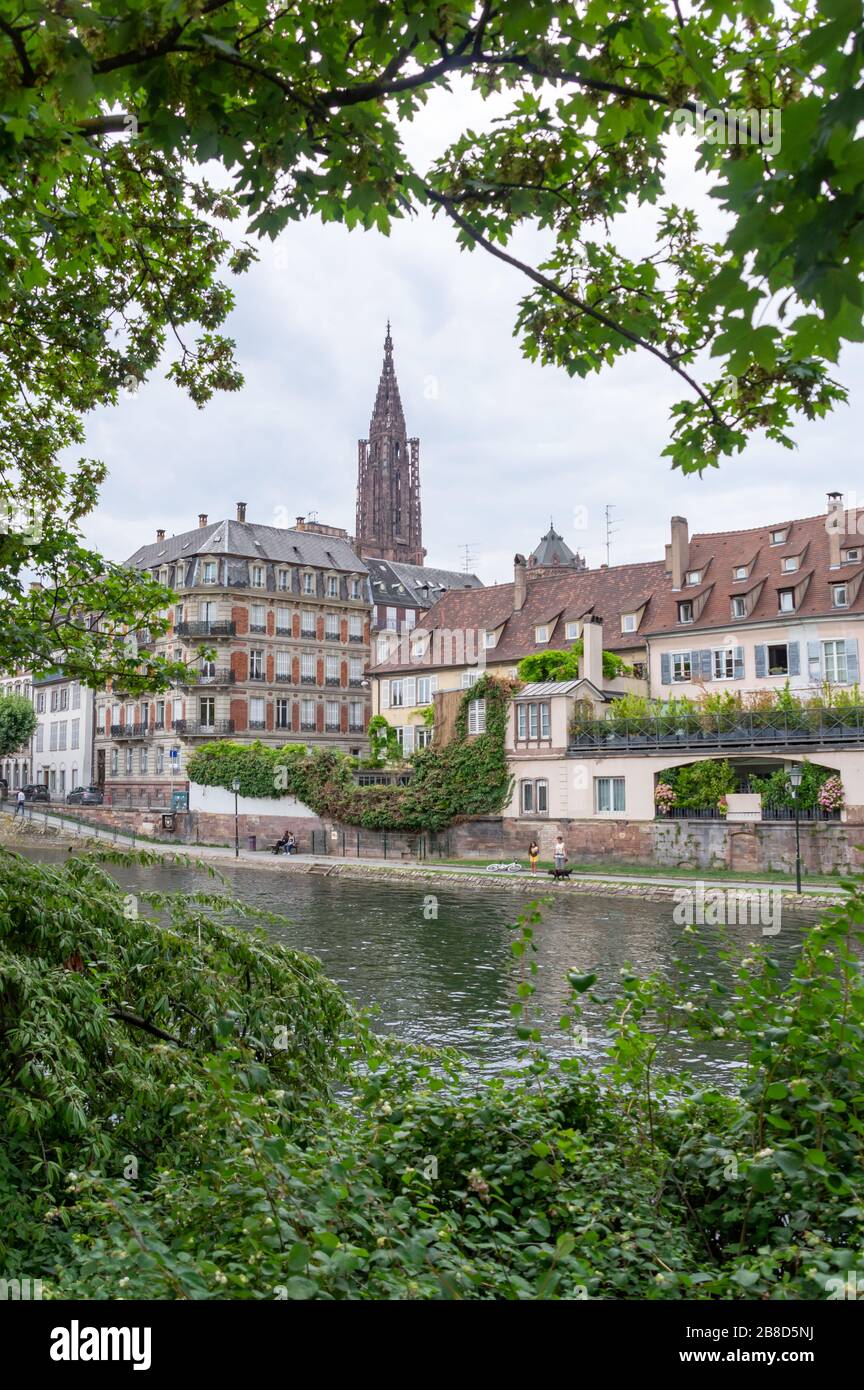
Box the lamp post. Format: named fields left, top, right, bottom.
left=232, top=777, right=241, bottom=859
left=789, top=763, right=803, bottom=893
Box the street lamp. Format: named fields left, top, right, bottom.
left=789, top=763, right=803, bottom=893
left=232, top=777, right=241, bottom=859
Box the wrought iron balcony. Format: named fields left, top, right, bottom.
left=185, top=668, right=236, bottom=687
left=568, top=706, right=864, bottom=754
left=325, top=676, right=340, bottom=686
left=249, top=720, right=266, bottom=730
left=171, top=719, right=235, bottom=737
left=175, top=620, right=236, bottom=639
left=348, top=722, right=365, bottom=733
left=301, top=674, right=316, bottom=685
left=110, top=722, right=149, bottom=739
left=300, top=721, right=316, bottom=731
left=301, top=628, right=316, bottom=638
left=249, top=624, right=266, bottom=634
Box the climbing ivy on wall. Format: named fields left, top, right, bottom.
left=187, top=675, right=515, bottom=832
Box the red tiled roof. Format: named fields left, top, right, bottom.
left=371, top=561, right=667, bottom=672
left=647, top=512, right=862, bottom=633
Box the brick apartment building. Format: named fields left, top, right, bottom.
left=95, top=507, right=372, bottom=806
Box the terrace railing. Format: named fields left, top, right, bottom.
left=569, top=706, right=864, bottom=753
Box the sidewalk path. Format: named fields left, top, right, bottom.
left=1, top=806, right=846, bottom=906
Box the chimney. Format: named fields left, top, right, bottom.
left=236, top=502, right=247, bottom=523
left=826, top=491, right=844, bottom=567
left=513, top=554, right=527, bottom=611
left=156, top=528, right=165, bottom=542
left=670, top=515, right=689, bottom=590
left=582, top=615, right=604, bottom=687
left=198, top=513, right=208, bottom=528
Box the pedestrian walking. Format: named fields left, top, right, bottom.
left=14, top=788, right=26, bottom=819
left=553, top=834, right=567, bottom=872
left=528, top=840, right=540, bottom=874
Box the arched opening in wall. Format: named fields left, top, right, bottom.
left=653, top=756, right=845, bottom=822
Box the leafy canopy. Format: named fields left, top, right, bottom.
left=0, top=692, right=37, bottom=758
left=1, top=0, right=861, bottom=680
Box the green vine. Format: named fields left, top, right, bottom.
left=187, top=675, right=515, bottom=832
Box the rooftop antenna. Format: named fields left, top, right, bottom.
left=604, top=505, right=618, bottom=567
left=459, top=543, right=478, bottom=574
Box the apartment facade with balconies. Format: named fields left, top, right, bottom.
left=95, top=506, right=372, bottom=805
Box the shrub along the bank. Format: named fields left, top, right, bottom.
left=187, top=674, right=515, bottom=831
left=2, top=847, right=863, bottom=1299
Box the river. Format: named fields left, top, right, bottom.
left=20, top=846, right=826, bottom=1083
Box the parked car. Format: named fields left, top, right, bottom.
left=22, top=783, right=50, bottom=802
left=66, top=786, right=104, bottom=805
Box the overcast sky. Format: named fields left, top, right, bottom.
left=77, top=80, right=863, bottom=585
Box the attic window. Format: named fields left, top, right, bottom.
left=782, top=555, right=799, bottom=573
left=621, top=613, right=638, bottom=633
left=832, top=584, right=849, bottom=608
left=733, top=565, right=748, bottom=580
left=565, top=621, right=579, bottom=640
left=677, top=601, right=694, bottom=624
left=732, top=596, right=746, bottom=619
left=685, top=570, right=701, bottom=585
left=534, top=624, right=549, bottom=643
left=770, top=528, right=788, bottom=545
left=778, top=589, right=795, bottom=613
left=842, top=547, right=861, bottom=563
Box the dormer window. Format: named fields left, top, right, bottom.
left=842, top=548, right=861, bottom=564
left=277, top=569, right=290, bottom=590
left=731, top=596, right=746, bottom=619
left=327, top=575, right=338, bottom=597
left=351, top=577, right=361, bottom=599
left=733, top=565, right=748, bottom=581
left=770, top=528, right=788, bottom=545
left=485, top=630, right=497, bottom=648
left=832, top=584, right=849, bottom=608
left=565, top=621, right=579, bottom=640
left=534, top=625, right=549, bottom=643
left=782, top=556, right=799, bottom=573
left=303, top=572, right=314, bottom=594
left=685, top=570, right=701, bottom=585
left=677, top=601, right=694, bottom=625
left=202, top=561, right=216, bottom=584
left=621, top=613, right=638, bottom=633
left=778, top=589, right=795, bottom=613
left=251, top=565, right=264, bottom=587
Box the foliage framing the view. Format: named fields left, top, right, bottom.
left=188, top=674, right=515, bottom=830
left=2, top=845, right=863, bottom=1299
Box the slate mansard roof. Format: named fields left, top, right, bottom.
left=364, top=556, right=483, bottom=607
left=126, top=520, right=369, bottom=575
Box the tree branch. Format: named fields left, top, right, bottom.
left=426, top=186, right=722, bottom=423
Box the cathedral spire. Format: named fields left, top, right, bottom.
left=356, top=325, right=424, bottom=565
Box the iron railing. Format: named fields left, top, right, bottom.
left=175, top=620, right=236, bottom=638
left=570, top=706, right=864, bottom=753
left=171, top=719, right=235, bottom=736
left=184, top=668, right=236, bottom=686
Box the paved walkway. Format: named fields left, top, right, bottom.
left=1, top=806, right=844, bottom=898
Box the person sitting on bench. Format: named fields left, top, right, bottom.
left=285, top=831, right=296, bottom=854
left=272, top=831, right=292, bottom=854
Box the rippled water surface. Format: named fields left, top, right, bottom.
left=21, top=847, right=826, bottom=1082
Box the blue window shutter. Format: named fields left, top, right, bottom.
left=733, top=646, right=744, bottom=679
left=846, top=639, right=859, bottom=683
left=754, top=644, right=767, bottom=678
left=808, top=641, right=822, bottom=679
left=788, top=642, right=800, bottom=676
left=660, top=652, right=671, bottom=685
left=700, top=649, right=712, bottom=679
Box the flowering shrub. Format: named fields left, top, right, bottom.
left=717, top=795, right=728, bottom=815
left=654, top=782, right=677, bottom=813
left=818, top=775, right=845, bottom=812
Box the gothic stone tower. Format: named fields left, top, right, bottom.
left=355, top=324, right=425, bottom=565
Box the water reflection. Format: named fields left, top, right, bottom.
left=21, top=848, right=824, bottom=1083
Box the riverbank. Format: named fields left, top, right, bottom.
left=0, top=811, right=843, bottom=909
